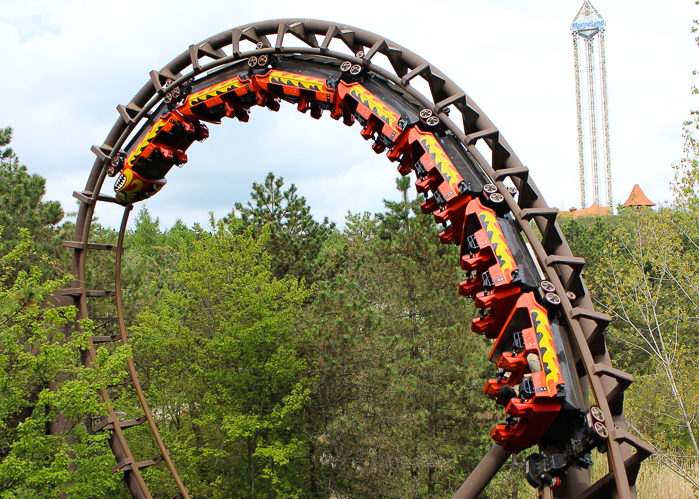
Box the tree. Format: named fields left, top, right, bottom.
left=0, top=128, right=65, bottom=274
left=0, top=229, right=127, bottom=498
left=229, top=172, right=336, bottom=282
left=119, top=208, right=196, bottom=318
left=305, top=178, right=500, bottom=498
left=671, top=122, right=699, bottom=216
left=128, top=217, right=313, bottom=499
left=597, top=207, right=699, bottom=455
left=558, top=216, right=616, bottom=280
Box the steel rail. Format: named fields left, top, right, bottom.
left=114, top=205, right=191, bottom=499
left=70, top=187, right=153, bottom=497
left=70, top=181, right=160, bottom=497
left=68, top=19, right=650, bottom=499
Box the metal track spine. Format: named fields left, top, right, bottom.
left=69, top=175, right=153, bottom=499
left=114, top=206, right=190, bottom=498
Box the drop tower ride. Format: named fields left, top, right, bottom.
left=571, top=1, right=612, bottom=209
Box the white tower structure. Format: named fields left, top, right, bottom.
left=571, top=2, right=612, bottom=209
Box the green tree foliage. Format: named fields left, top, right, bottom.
left=558, top=216, right=615, bottom=283
left=671, top=122, right=699, bottom=216
left=84, top=207, right=200, bottom=336
left=305, top=178, right=502, bottom=498
left=596, top=207, right=699, bottom=454
left=0, top=229, right=127, bottom=498
left=580, top=122, right=699, bottom=493
left=230, top=172, right=335, bottom=282
left=0, top=151, right=525, bottom=498
left=128, top=218, right=312, bottom=499
left=0, top=128, right=65, bottom=273
left=120, top=208, right=197, bottom=317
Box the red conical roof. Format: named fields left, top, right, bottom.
left=570, top=202, right=611, bottom=218
left=622, top=184, right=655, bottom=207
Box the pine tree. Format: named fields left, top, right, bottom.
left=0, top=127, right=64, bottom=267
left=229, top=172, right=335, bottom=282
left=306, top=178, right=497, bottom=498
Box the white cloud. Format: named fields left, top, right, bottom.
left=1, top=0, right=696, bottom=229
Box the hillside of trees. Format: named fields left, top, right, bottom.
left=1, top=115, right=699, bottom=498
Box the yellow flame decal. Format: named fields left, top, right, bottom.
left=187, top=76, right=246, bottom=105
left=126, top=117, right=168, bottom=168
left=531, top=308, right=563, bottom=392
left=266, top=70, right=328, bottom=91
left=349, top=85, right=400, bottom=127
left=478, top=210, right=517, bottom=278
left=419, top=135, right=463, bottom=194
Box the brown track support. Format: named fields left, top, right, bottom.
left=452, top=444, right=511, bottom=499
left=68, top=19, right=650, bottom=499
left=113, top=206, right=190, bottom=498
left=66, top=189, right=189, bottom=497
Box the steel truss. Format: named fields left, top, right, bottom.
left=63, top=19, right=651, bottom=499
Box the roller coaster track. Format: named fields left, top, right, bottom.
left=63, top=19, right=653, bottom=499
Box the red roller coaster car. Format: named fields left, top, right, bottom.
left=114, top=106, right=208, bottom=205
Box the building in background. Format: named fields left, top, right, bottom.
left=622, top=184, right=656, bottom=208
left=566, top=202, right=611, bottom=219
left=566, top=184, right=654, bottom=218
left=571, top=1, right=612, bottom=209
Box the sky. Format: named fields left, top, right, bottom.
left=0, top=0, right=697, bottom=230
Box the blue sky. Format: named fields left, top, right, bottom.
left=0, top=0, right=696, bottom=229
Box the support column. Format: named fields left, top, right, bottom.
left=573, top=32, right=586, bottom=209
left=598, top=28, right=613, bottom=208
left=451, top=444, right=511, bottom=499
left=585, top=34, right=600, bottom=206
